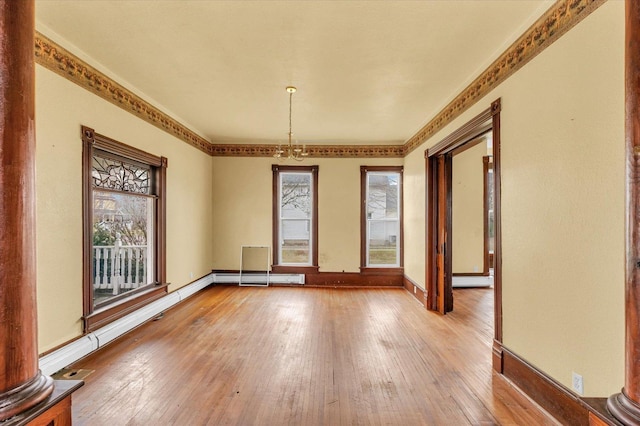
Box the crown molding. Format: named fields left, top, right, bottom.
left=209, top=144, right=405, bottom=158
left=33, top=32, right=404, bottom=159
left=34, top=31, right=213, bottom=156
left=34, top=0, right=605, bottom=159
left=403, top=0, right=606, bottom=154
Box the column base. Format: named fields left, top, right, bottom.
left=607, top=389, right=640, bottom=426
left=0, top=372, right=54, bottom=421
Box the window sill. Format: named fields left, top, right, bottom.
left=83, top=283, right=169, bottom=333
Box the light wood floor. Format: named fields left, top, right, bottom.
left=69, top=286, right=557, bottom=425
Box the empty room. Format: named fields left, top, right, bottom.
left=0, top=1, right=635, bottom=425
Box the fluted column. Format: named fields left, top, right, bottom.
left=0, top=0, right=54, bottom=421
left=607, top=0, right=640, bottom=424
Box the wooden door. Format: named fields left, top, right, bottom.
left=430, top=154, right=453, bottom=314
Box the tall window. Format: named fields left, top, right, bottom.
left=272, top=165, right=318, bottom=272
left=82, top=126, right=167, bottom=332
left=361, top=166, right=403, bottom=269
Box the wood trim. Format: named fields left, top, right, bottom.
left=449, top=131, right=491, bottom=157
left=271, top=265, right=319, bottom=274
left=425, top=100, right=501, bottom=338
left=360, top=166, right=404, bottom=269
left=36, top=1, right=604, bottom=160
left=35, top=33, right=212, bottom=156
left=271, top=165, right=319, bottom=269
left=405, top=0, right=606, bottom=154
left=83, top=284, right=169, bottom=332
left=482, top=156, right=492, bottom=275
left=608, top=1, right=640, bottom=423
left=3, top=381, right=84, bottom=426
left=90, top=129, right=163, bottom=167
left=403, top=275, right=426, bottom=306
left=425, top=154, right=438, bottom=311
left=583, top=398, right=624, bottom=426
left=157, top=156, right=168, bottom=285
left=429, top=118, right=492, bottom=157
left=491, top=99, right=503, bottom=346
left=81, top=126, right=168, bottom=333
left=0, top=2, right=55, bottom=419
left=444, top=154, right=453, bottom=313
left=81, top=127, right=94, bottom=320
left=502, top=347, right=589, bottom=426
left=360, top=267, right=403, bottom=275
left=212, top=269, right=403, bottom=287
left=492, top=339, right=504, bottom=374
left=305, top=271, right=403, bottom=287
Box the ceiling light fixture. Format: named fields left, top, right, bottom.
left=274, top=86, right=308, bottom=161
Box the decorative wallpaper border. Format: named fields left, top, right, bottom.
left=34, top=0, right=604, bottom=158
left=34, top=32, right=214, bottom=156
left=404, top=0, right=606, bottom=154
left=209, top=144, right=405, bottom=158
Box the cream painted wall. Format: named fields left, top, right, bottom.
left=35, top=66, right=214, bottom=353
left=452, top=140, right=487, bottom=273
left=403, top=1, right=624, bottom=396
left=212, top=157, right=402, bottom=273
left=403, top=151, right=426, bottom=289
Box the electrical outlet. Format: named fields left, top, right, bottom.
left=414, top=286, right=417, bottom=294
left=572, top=372, right=584, bottom=395
left=190, top=271, right=194, bottom=279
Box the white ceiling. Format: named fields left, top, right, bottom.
left=35, top=0, right=552, bottom=146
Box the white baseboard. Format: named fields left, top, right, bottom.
left=39, top=273, right=214, bottom=376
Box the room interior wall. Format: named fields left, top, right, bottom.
left=402, top=150, right=426, bottom=290
left=452, top=140, right=486, bottom=274
left=212, top=156, right=403, bottom=273
left=403, top=0, right=624, bottom=396
left=32, top=0, right=625, bottom=401
left=35, top=65, right=215, bottom=353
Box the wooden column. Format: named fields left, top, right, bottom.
left=607, top=1, right=640, bottom=424
left=0, top=0, right=54, bottom=421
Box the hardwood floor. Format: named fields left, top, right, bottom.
left=69, top=286, right=557, bottom=425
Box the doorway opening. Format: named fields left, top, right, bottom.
left=425, top=99, right=503, bottom=370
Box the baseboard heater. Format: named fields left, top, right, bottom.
left=39, top=273, right=214, bottom=376
left=212, top=273, right=305, bottom=285
left=452, top=275, right=493, bottom=288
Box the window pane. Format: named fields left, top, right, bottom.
left=281, top=219, right=310, bottom=263
left=279, top=171, right=313, bottom=265
left=368, top=220, right=399, bottom=265
left=365, top=170, right=401, bottom=267
left=92, top=154, right=151, bottom=194
left=281, top=173, right=311, bottom=219
left=92, top=190, right=154, bottom=308
left=367, top=174, right=399, bottom=219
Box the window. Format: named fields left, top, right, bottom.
left=361, top=166, right=403, bottom=269
left=272, top=165, right=318, bottom=272
left=82, top=126, right=167, bottom=332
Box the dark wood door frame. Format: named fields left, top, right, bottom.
left=425, top=98, right=503, bottom=370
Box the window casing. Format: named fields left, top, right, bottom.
left=360, top=166, right=403, bottom=270
left=272, top=165, right=319, bottom=273
left=82, top=126, right=167, bottom=332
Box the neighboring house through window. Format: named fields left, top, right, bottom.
left=272, top=165, right=318, bottom=273
left=361, top=166, right=403, bottom=270
left=82, top=126, right=167, bottom=332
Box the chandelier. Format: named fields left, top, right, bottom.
left=274, top=86, right=308, bottom=161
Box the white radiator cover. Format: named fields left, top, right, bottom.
left=39, top=273, right=214, bottom=376
left=212, top=273, right=305, bottom=285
